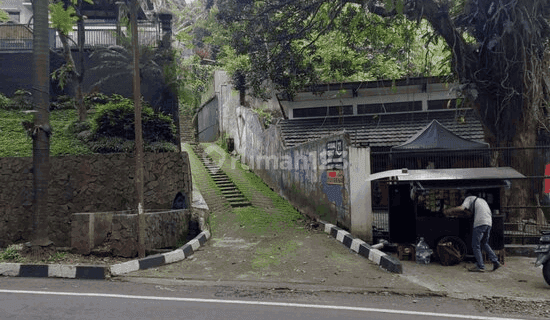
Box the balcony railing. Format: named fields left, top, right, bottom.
left=0, top=21, right=161, bottom=50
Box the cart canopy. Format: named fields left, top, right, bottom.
left=388, top=167, right=525, bottom=190
left=392, top=119, right=489, bottom=151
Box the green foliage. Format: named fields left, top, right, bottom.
left=0, top=90, right=33, bottom=111
left=84, top=92, right=110, bottom=106
left=49, top=2, right=78, bottom=35
left=50, top=95, right=76, bottom=111
left=176, top=53, right=216, bottom=114
left=0, top=245, right=22, bottom=262
left=46, top=251, right=67, bottom=262
left=0, top=108, right=94, bottom=157
left=0, top=93, right=11, bottom=109
left=216, top=132, right=230, bottom=152
left=90, top=95, right=177, bottom=144
left=0, top=9, right=8, bottom=23
left=251, top=107, right=273, bottom=128
left=205, top=1, right=451, bottom=98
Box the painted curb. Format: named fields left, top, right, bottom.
left=319, top=221, right=402, bottom=274
left=0, top=262, right=109, bottom=280
left=110, top=230, right=211, bottom=276
left=0, top=230, right=211, bottom=280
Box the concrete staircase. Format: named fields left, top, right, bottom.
left=193, top=145, right=251, bottom=208
left=180, top=112, right=196, bottom=144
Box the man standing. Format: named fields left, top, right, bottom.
left=444, top=191, right=502, bottom=272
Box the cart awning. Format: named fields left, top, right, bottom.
left=385, top=167, right=525, bottom=190
left=394, top=167, right=524, bottom=181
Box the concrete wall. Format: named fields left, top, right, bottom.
left=0, top=152, right=192, bottom=247
left=197, top=96, right=219, bottom=142
left=71, top=209, right=189, bottom=257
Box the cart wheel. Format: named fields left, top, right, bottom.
left=437, top=236, right=468, bottom=263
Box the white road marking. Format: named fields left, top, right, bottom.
left=0, top=289, right=522, bottom=320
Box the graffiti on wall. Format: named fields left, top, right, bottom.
left=325, top=139, right=344, bottom=169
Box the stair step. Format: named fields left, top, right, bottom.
left=229, top=201, right=252, bottom=207
left=223, top=192, right=243, bottom=197
left=222, top=190, right=241, bottom=195
left=216, top=182, right=234, bottom=187
left=219, top=187, right=238, bottom=191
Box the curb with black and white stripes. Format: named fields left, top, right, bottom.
left=110, top=230, right=210, bottom=276
left=319, top=221, right=402, bottom=274
left=0, top=230, right=211, bottom=280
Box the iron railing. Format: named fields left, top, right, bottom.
left=502, top=206, right=550, bottom=245
left=0, top=24, right=33, bottom=50
left=53, top=21, right=161, bottom=48
left=0, top=21, right=161, bottom=50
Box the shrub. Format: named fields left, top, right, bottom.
left=0, top=90, right=32, bottom=111
left=84, top=92, right=110, bottom=107
left=89, top=95, right=178, bottom=152
left=87, top=136, right=135, bottom=153
left=0, top=93, right=11, bottom=109
left=50, top=95, right=76, bottom=111
left=87, top=136, right=178, bottom=153
left=11, top=90, right=33, bottom=110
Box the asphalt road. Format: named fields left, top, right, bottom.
left=0, top=278, right=539, bottom=320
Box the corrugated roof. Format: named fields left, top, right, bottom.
left=279, top=109, right=484, bottom=148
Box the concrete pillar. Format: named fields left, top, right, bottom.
left=349, top=147, right=372, bottom=243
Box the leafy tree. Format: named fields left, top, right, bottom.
left=206, top=0, right=550, bottom=220
left=201, top=1, right=450, bottom=102
left=50, top=0, right=93, bottom=122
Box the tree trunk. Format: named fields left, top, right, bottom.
left=131, top=0, right=146, bottom=258
left=30, top=0, right=51, bottom=248
left=76, top=14, right=86, bottom=122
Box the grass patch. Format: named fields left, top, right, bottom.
left=202, top=143, right=303, bottom=231
left=0, top=109, right=93, bottom=157
left=0, top=245, right=23, bottom=262
left=183, top=143, right=231, bottom=235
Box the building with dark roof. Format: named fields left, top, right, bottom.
left=277, top=76, right=485, bottom=152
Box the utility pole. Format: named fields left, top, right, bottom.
left=131, top=0, right=145, bottom=258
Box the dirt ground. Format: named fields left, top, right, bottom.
left=0, top=243, right=135, bottom=266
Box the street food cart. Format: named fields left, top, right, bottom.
left=383, top=167, right=525, bottom=262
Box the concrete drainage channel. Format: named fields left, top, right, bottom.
left=193, top=145, right=251, bottom=208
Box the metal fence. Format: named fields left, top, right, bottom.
left=373, top=208, right=389, bottom=241
left=0, top=21, right=161, bottom=50
left=0, top=24, right=33, bottom=50
left=502, top=206, right=550, bottom=244
left=53, top=21, right=161, bottom=48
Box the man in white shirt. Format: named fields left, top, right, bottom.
left=444, top=191, right=502, bottom=272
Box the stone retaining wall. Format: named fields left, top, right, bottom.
left=71, top=209, right=189, bottom=257
left=0, top=152, right=192, bottom=247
